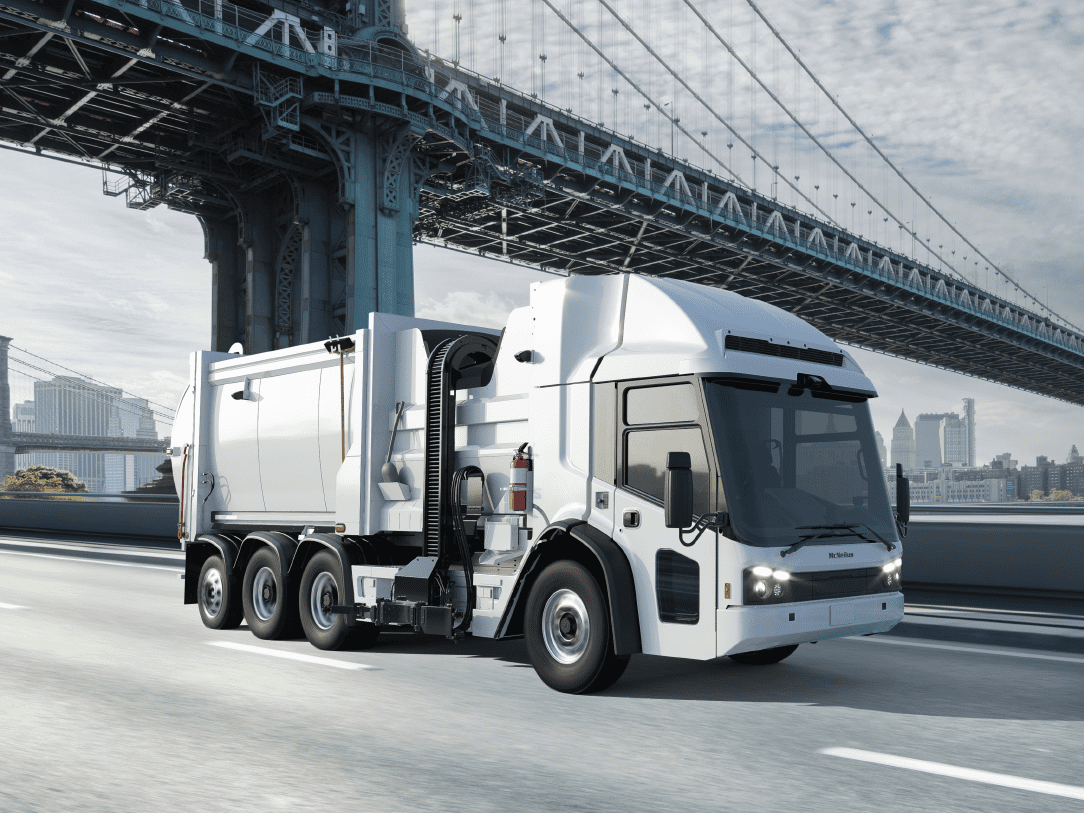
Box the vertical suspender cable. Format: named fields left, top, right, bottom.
left=741, top=0, right=1077, bottom=331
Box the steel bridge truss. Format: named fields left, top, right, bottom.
left=2, top=0, right=1083, bottom=404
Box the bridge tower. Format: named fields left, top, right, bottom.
left=198, top=0, right=426, bottom=354
left=0, top=336, right=13, bottom=481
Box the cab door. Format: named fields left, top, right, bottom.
left=611, top=378, right=717, bottom=660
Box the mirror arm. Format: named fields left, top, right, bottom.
left=679, top=512, right=730, bottom=548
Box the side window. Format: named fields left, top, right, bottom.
left=625, top=426, right=711, bottom=514
left=625, top=383, right=698, bottom=425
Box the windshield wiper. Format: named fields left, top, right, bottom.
left=780, top=524, right=895, bottom=558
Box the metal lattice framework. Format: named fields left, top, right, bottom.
left=2, top=0, right=1083, bottom=403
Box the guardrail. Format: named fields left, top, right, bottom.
left=0, top=493, right=177, bottom=540
left=0, top=496, right=1079, bottom=598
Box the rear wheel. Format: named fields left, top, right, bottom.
left=298, top=550, right=379, bottom=650
left=198, top=555, right=242, bottom=630
left=242, top=548, right=294, bottom=640
left=525, top=560, right=630, bottom=694
left=728, top=644, right=799, bottom=665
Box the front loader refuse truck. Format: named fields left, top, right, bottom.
left=171, top=273, right=908, bottom=694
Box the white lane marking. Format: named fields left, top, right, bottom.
left=820, top=747, right=1084, bottom=801
left=207, top=641, right=374, bottom=670
left=0, top=549, right=181, bottom=572
left=848, top=635, right=1084, bottom=664
left=0, top=602, right=28, bottom=610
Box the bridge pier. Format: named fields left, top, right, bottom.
left=0, top=336, right=13, bottom=481
left=202, top=129, right=417, bottom=355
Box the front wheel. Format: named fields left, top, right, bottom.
left=197, top=555, right=243, bottom=630
left=728, top=644, right=799, bottom=665
left=525, top=560, right=630, bottom=694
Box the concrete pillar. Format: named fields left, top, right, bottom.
left=297, top=180, right=334, bottom=344
left=0, top=336, right=14, bottom=482
left=241, top=197, right=275, bottom=354
left=346, top=126, right=414, bottom=331
left=206, top=218, right=243, bottom=353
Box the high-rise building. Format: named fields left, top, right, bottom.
left=875, top=431, right=887, bottom=469
left=890, top=410, right=916, bottom=472
left=915, top=413, right=953, bottom=468
left=29, top=376, right=159, bottom=492
left=939, top=414, right=968, bottom=465
left=1068, top=445, right=1081, bottom=465
left=962, top=398, right=976, bottom=466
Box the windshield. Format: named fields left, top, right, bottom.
left=704, top=380, right=895, bottom=548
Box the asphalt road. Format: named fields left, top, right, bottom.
left=1, top=543, right=1081, bottom=813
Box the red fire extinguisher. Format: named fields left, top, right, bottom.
left=510, top=443, right=531, bottom=512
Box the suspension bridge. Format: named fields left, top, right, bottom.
left=0, top=0, right=1082, bottom=405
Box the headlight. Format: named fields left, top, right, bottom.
left=743, top=567, right=809, bottom=604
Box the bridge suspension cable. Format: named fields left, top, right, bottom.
left=674, top=0, right=970, bottom=288
left=738, top=0, right=1079, bottom=333
left=8, top=349, right=176, bottom=425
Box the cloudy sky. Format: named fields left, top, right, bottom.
left=1, top=0, right=1082, bottom=467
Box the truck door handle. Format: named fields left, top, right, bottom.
left=623, top=510, right=640, bottom=528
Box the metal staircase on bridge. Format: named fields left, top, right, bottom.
left=1, top=0, right=1082, bottom=404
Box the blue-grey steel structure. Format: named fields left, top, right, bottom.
left=2, top=0, right=1083, bottom=403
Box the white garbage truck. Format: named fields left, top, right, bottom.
left=171, top=273, right=907, bottom=693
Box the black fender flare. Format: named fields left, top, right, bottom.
left=184, top=534, right=241, bottom=605
left=497, top=520, right=642, bottom=656
left=238, top=531, right=298, bottom=583
left=291, top=533, right=358, bottom=626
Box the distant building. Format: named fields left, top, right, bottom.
left=23, top=377, right=159, bottom=492
left=875, top=431, right=887, bottom=469
left=914, top=413, right=951, bottom=468
left=910, top=471, right=1007, bottom=504
left=11, top=400, right=38, bottom=470
left=940, top=414, right=969, bottom=465
left=992, top=452, right=1017, bottom=470
left=1068, top=445, right=1082, bottom=464
left=890, top=410, right=916, bottom=472
left=962, top=398, right=976, bottom=466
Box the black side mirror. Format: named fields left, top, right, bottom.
left=895, top=463, right=910, bottom=525
left=665, top=451, right=694, bottom=529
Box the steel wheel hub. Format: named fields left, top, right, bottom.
left=252, top=566, right=278, bottom=622
left=310, top=572, right=338, bottom=631
left=201, top=567, right=223, bottom=618
left=542, top=589, right=590, bottom=665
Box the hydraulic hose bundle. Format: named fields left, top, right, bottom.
left=450, top=464, right=483, bottom=633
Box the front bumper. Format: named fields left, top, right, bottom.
left=717, top=591, right=904, bottom=657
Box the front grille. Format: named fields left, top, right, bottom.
left=725, top=334, right=844, bottom=367
left=743, top=565, right=897, bottom=604
left=810, top=567, right=881, bottom=600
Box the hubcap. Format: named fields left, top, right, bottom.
left=542, top=589, right=590, bottom=664
left=252, top=566, right=278, bottom=622
left=310, top=572, right=338, bottom=631
left=201, top=567, right=223, bottom=618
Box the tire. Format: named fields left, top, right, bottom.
left=525, top=560, right=630, bottom=694
left=298, top=550, right=379, bottom=650
left=242, top=548, right=294, bottom=640
left=197, top=555, right=243, bottom=630
left=728, top=644, right=799, bottom=665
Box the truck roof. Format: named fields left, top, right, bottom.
left=526, top=273, right=877, bottom=394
